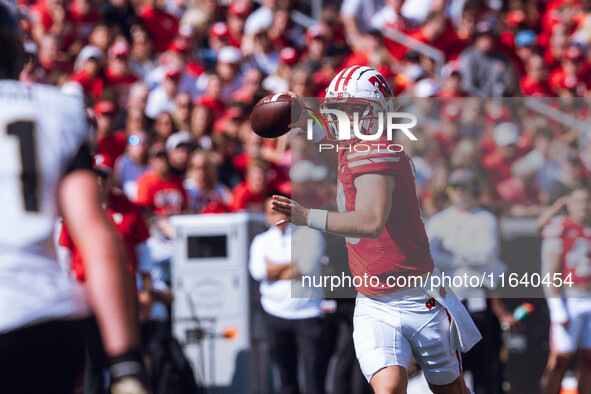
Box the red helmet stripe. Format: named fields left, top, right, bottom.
left=331, top=68, right=348, bottom=92
left=338, top=65, right=361, bottom=92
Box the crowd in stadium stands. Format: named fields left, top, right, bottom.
left=12, top=0, right=591, bottom=222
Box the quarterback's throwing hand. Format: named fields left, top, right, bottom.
left=271, top=195, right=309, bottom=226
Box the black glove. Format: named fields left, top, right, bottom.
left=109, top=348, right=149, bottom=394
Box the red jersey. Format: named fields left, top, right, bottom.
left=337, top=140, right=434, bottom=295
left=231, top=182, right=265, bottom=212
left=59, top=191, right=150, bottom=282
left=543, top=215, right=591, bottom=284
left=97, top=130, right=127, bottom=162
left=135, top=171, right=187, bottom=216
left=520, top=75, right=555, bottom=97
left=69, top=70, right=104, bottom=100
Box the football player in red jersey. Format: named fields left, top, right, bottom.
left=271, top=66, right=480, bottom=394
left=541, top=186, right=591, bottom=394
left=0, top=5, right=146, bottom=394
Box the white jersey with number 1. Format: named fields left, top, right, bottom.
left=0, top=80, right=90, bottom=333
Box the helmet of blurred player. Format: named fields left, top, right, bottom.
left=0, top=2, right=25, bottom=79
left=321, top=65, right=394, bottom=144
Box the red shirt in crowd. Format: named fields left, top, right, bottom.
left=98, top=130, right=127, bottom=163
left=70, top=70, right=104, bottom=100
left=231, top=182, right=265, bottom=212
left=520, top=75, right=555, bottom=96
left=30, top=0, right=76, bottom=49
left=135, top=171, right=187, bottom=216
left=59, top=191, right=150, bottom=283
left=138, top=5, right=179, bottom=53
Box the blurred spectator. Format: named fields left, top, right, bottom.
left=70, top=45, right=104, bottom=101
left=115, top=129, right=150, bottom=200
left=231, top=159, right=269, bottom=212
left=427, top=168, right=514, bottom=394
left=438, top=61, right=465, bottom=97
left=459, top=21, right=515, bottom=97
left=184, top=150, right=232, bottom=213
left=520, top=53, right=554, bottom=97
left=129, top=24, right=156, bottom=78
left=135, top=142, right=187, bottom=239
left=104, top=40, right=139, bottom=107
left=99, top=0, right=137, bottom=40
left=549, top=154, right=585, bottom=204
left=165, top=130, right=194, bottom=176
left=497, top=161, right=542, bottom=217
left=512, top=129, right=561, bottom=202
left=145, top=65, right=181, bottom=119
left=421, top=163, right=450, bottom=217
left=249, top=192, right=325, bottom=394
left=340, top=0, right=383, bottom=51
left=303, top=24, right=328, bottom=72
left=226, top=1, right=249, bottom=47
left=190, top=104, right=213, bottom=146
left=95, top=100, right=127, bottom=162
left=244, top=29, right=278, bottom=75
left=244, top=0, right=275, bottom=35
left=151, top=111, right=177, bottom=143
left=263, top=46, right=298, bottom=93
left=482, top=122, right=523, bottom=193
left=88, top=23, right=112, bottom=52
left=434, top=101, right=462, bottom=157
left=233, top=67, right=265, bottom=105
left=171, top=92, right=192, bottom=131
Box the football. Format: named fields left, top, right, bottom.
left=250, top=93, right=302, bottom=138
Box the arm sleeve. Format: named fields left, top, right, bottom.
left=249, top=235, right=267, bottom=281
left=294, top=229, right=326, bottom=276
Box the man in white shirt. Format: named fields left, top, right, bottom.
left=427, top=168, right=515, bottom=394
left=249, top=191, right=325, bottom=394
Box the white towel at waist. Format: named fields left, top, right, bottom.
left=422, top=269, right=482, bottom=353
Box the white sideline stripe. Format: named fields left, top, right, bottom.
left=348, top=156, right=400, bottom=168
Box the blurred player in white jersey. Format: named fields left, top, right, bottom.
left=541, top=185, right=591, bottom=394
left=272, top=66, right=480, bottom=393
left=0, top=4, right=147, bottom=394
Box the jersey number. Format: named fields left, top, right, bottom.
left=6, top=121, right=39, bottom=212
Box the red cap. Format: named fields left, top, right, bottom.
left=210, top=22, right=229, bottom=39
left=228, top=1, right=250, bottom=17
left=306, top=24, right=328, bottom=41
left=94, top=100, right=117, bottom=116
left=505, top=9, right=526, bottom=26
left=164, top=65, right=182, bottom=79
left=564, top=45, right=584, bottom=61
left=93, top=153, right=114, bottom=174
left=108, top=41, right=129, bottom=58
left=279, top=47, right=298, bottom=64
left=441, top=102, right=461, bottom=121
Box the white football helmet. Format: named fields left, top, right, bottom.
left=321, top=65, right=394, bottom=143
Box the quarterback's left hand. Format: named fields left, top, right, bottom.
left=271, top=195, right=309, bottom=226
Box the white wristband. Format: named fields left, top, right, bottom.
left=547, top=297, right=568, bottom=324
left=308, top=209, right=328, bottom=232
